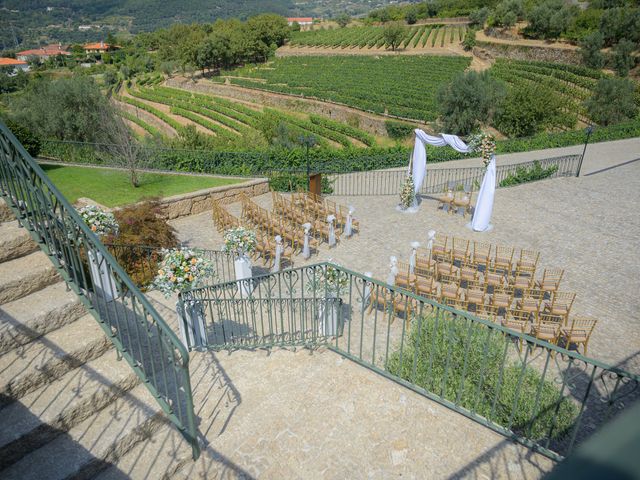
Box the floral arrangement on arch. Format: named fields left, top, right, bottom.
left=223, top=227, right=257, bottom=257
left=77, top=205, right=119, bottom=237
left=399, top=174, right=416, bottom=210
left=469, top=132, right=496, bottom=168
left=152, top=248, right=214, bottom=297
left=305, top=262, right=349, bottom=296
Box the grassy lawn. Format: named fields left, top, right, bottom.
left=40, top=164, right=244, bottom=207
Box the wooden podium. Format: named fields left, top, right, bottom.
left=309, top=173, right=322, bottom=196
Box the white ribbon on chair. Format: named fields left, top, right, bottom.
left=344, top=206, right=354, bottom=237
left=387, top=256, right=398, bottom=286
left=302, top=222, right=312, bottom=259
left=271, top=235, right=283, bottom=273
left=427, top=230, right=436, bottom=255
left=409, top=241, right=420, bottom=274
left=327, top=215, right=336, bottom=247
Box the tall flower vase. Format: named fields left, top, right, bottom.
left=176, top=299, right=207, bottom=350
left=234, top=254, right=254, bottom=298
left=317, top=297, right=343, bottom=337
left=88, top=249, right=119, bottom=302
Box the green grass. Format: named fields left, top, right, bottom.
left=40, top=164, right=243, bottom=207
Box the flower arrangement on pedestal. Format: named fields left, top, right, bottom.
left=77, top=205, right=119, bottom=237
left=153, top=248, right=214, bottom=298
left=223, top=227, right=257, bottom=258
left=399, top=174, right=416, bottom=210
left=469, top=132, right=496, bottom=168
left=305, top=263, right=349, bottom=297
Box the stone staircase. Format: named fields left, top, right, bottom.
left=0, top=203, right=177, bottom=479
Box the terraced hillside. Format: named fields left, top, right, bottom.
left=288, top=24, right=468, bottom=50
left=215, top=55, right=471, bottom=121
left=489, top=59, right=613, bottom=128
left=117, top=85, right=376, bottom=148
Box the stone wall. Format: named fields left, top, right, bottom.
left=165, top=78, right=413, bottom=137
left=474, top=42, right=583, bottom=65
left=108, top=178, right=269, bottom=220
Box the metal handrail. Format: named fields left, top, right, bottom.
left=0, top=120, right=200, bottom=459
left=181, top=262, right=640, bottom=461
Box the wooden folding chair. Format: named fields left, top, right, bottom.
left=544, top=291, right=576, bottom=325
left=493, top=245, right=514, bottom=274
left=452, top=191, right=473, bottom=217
left=502, top=309, right=531, bottom=351
left=534, top=268, right=564, bottom=296
left=530, top=314, right=561, bottom=349
left=515, top=249, right=540, bottom=277
left=395, top=261, right=417, bottom=292
left=431, top=233, right=450, bottom=261
left=451, top=237, right=470, bottom=264
left=560, top=316, right=597, bottom=356
left=436, top=189, right=455, bottom=214
left=472, top=241, right=492, bottom=271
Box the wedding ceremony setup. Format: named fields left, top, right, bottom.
left=399, top=129, right=496, bottom=233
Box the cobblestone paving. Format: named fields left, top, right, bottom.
left=171, top=160, right=640, bottom=374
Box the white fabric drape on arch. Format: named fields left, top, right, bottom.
left=410, top=129, right=472, bottom=195
left=471, top=155, right=496, bottom=232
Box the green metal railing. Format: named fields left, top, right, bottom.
left=0, top=121, right=200, bottom=459
left=180, top=263, right=640, bottom=461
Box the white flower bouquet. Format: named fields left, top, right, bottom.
left=306, top=263, right=349, bottom=296
left=223, top=227, right=257, bottom=257
left=152, top=248, right=214, bottom=298
left=468, top=132, right=496, bottom=168
left=399, top=174, right=416, bottom=210
left=77, top=205, right=119, bottom=237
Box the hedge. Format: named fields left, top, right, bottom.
left=385, top=119, right=416, bottom=140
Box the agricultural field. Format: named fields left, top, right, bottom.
left=489, top=58, right=612, bottom=127
left=117, top=85, right=376, bottom=148
left=288, top=24, right=468, bottom=50
left=216, top=56, right=471, bottom=121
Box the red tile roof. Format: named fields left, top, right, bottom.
left=83, top=42, right=119, bottom=50
left=287, top=17, right=313, bottom=22
left=0, top=58, right=27, bottom=66
left=17, top=46, right=70, bottom=56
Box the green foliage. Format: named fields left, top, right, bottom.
left=309, top=115, right=375, bottom=146
left=612, top=40, right=636, bottom=77
left=599, top=7, right=640, bottom=47
left=488, top=0, right=524, bottom=28
left=405, top=8, right=418, bottom=25
left=223, top=55, right=470, bottom=122
left=112, top=200, right=179, bottom=248
left=462, top=28, right=477, bottom=51
left=437, top=71, right=506, bottom=135
left=8, top=76, right=112, bottom=143
left=499, top=161, right=559, bottom=187
left=494, top=83, right=575, bottom=137
left=4, top=119, right=41, bottom=157
left=585, top=78, right=639, bottom=126
left=524, top=0, right=577, bottom=40
left=268, top=172, right=333, bottom=194
left=383, top=22, right=406, bottom=51
left=384, top=120, right=415, bottom=140
left=335, top=14, right=351, bottom=28
left=387, top=314, right=578, bottom=441
left=564, top=8, right=603, bottom=42
left=469, top=7, right=490, bottom=28
left=579, top=32, right=605, bottom=69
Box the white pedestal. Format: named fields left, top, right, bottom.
left=176, top=300, right=207, bottom=350
left=88, top=250, right=119, bottom=302
left=318, top=298, right=341, bottom=337
left=234, top=256, right=254, bottom=298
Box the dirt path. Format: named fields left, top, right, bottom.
left=277, top=44, right=471, bottom=57
left=475, top=30, right=579, bottom=50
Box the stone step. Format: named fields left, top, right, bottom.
left=0, top=282, right=85, bottom=355
left=0, top=251, right=59, bottom=304
left=0, top=353, right=140, bottom=470
left=93, top=422, right=193, bottom=480
left=0, top=383, right=166, bottom=480
left=0, top=199, right=13, bottom=223
left=0, top=221, right=37, bottom=263
left=0, top=314, right=112, bottom=407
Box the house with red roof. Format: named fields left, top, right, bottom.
left=83, top=41, right=120, bottom=54
left=287, top=17, right=313, bottom=27
left=16, top=44, right=71, bottom=62
left=0, top=58, right=30, bottom=75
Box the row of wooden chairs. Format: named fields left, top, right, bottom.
left=271, top=192, right=340, bottom=244
left=212, top=201, right=291, bottom=267
left=291, top=191, right=360, bottom=234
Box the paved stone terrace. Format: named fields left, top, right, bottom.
left=172, top=155, right=640, bottom=374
